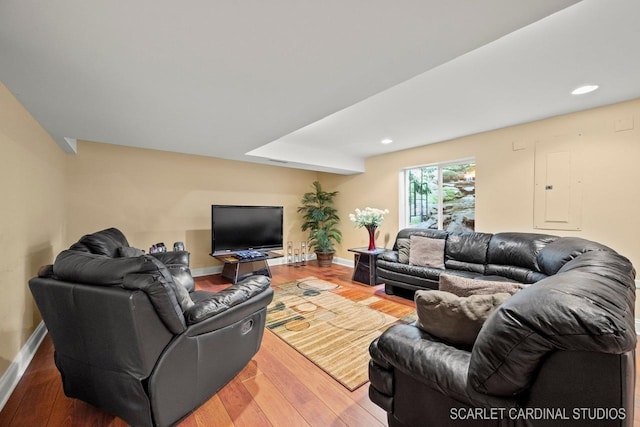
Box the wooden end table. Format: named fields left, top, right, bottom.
left=348, top=247, right=388, bottom=286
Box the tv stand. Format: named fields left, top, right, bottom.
left=211, top=251, right=282, bottom=284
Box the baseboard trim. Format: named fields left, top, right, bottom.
left=190, top=265, right=223, bottom=277
left=0, top=321, right=47, bottom=412
left=333, top=256, right=353, bottom=268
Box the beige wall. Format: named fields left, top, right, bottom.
left=65, top=141, right=318, bottom=269
left=322, top=99, right=640, bottom=274
left=0, top=82, right=66, bottom=377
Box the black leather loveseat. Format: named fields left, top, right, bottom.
left=370, top=228, right=636, bottom=426
left=29, top=228, right=274, bottom=427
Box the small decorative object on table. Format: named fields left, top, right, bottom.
left=294, top=248, right=300, bottom=267
left=300, top=242, right=307, bottom=266
left=150, top=242, right=167, bottom=253
left=349, top=207, right=389, bottom=250
left=287, top=241, right=294, bottom=265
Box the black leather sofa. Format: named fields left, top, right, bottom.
left=370, top=228, right=636, bottom=426
left=29, top=228, right=274, bottom=427
left=377, top=228, right=613, bottom=294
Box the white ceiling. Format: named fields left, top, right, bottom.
left=2, top=1, right=639, bottom=174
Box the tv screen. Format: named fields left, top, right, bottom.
left=211, top=205, right=284, bottom=254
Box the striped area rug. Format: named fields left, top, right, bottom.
left=266, top=276, right=416, bottom=391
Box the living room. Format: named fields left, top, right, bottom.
left=2, top=1, right=640, bottom=426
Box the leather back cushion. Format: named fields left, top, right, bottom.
left=69, top=227, right=130, bottom=257
left=54, top=250, right=149, bottom=286
left=444, top=232, right=492, bottom=273
left=537, top=237, right=612, bottom=276
left=486, top=233, right=557, bottom=282
left=395, top=228, right=447, bottom=249
left=54, top=250, right=187, bottom=333
left=487, top=233, right=558, bottom=270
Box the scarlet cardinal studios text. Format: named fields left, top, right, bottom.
left=449, top=407, right=626, bottom=421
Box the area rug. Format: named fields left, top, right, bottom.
left=266, top=276, right=417, bottom=391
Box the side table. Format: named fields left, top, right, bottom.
left=348, top=247, right=388, bottom=286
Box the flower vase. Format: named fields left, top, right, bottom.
left=365, top=224, right=377, bottom=251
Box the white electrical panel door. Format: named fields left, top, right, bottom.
left=534, top=137, right=583, bottom=230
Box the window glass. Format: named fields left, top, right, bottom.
left=404, top=161, right=475, bottom=232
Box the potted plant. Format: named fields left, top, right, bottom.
left=298, top=181, right=342, bottom=267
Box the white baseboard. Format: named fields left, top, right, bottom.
left=190, top=265, right=223, bottom=277
left=333, top=256, right=353, bottom=268
left=0, top=321, right=47, bottom=412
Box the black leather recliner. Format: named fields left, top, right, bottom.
left=29, top=228, right=274, bottom=427
left=369, top=231, right=636, bottom=426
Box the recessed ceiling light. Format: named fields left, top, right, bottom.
left=571, top=85, right=599, bottom=95
left=381, top=138, right=393, bottom=144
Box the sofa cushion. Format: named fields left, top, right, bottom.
left=439, top=273, right=524, bottom=297
left=117, top=246, right=145, bottom=257
left=396, top=228, right=447, bottom=242
left=444, top=232, right=492, bottom=273
left=486, top=232, right=558, bottom=272
left=397, top=238, right=410, bottom=264
left=537, top=237, right=612, bottom=276
left=409, top=236, right=445, bottom=269
left=69, top=227, right=130, bottom=257
left=415, top=290, right=510, bottom=347
left=54, top=250, right=150, bottom=286
left=185, top=275, right=271, bottom=324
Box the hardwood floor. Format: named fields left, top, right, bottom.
left=1, top=263, right=638, bottom=426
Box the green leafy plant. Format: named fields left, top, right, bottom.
left=298, top=181, right=342, bottom=254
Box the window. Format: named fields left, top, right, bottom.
left=402, top=160, right=475, bottom=231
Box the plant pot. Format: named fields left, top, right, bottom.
left=316, top=251, right=334, bottom=267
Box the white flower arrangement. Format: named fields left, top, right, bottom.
left=349, top=207, right=390, bottom=228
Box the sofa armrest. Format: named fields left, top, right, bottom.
left=374, top=324, right=516, bottom=408
left=375, top=324, right=469, bottom=385
left=378, top=251, right=399, bottom=263
left=184, top=275, right=272, bottom=326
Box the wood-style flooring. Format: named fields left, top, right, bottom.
left=1, top=263, right=638, bottom=426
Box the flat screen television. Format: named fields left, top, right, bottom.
left=211, top=205, right=284, bottom=254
